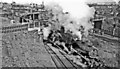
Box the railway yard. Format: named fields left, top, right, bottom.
left=1, top=28, right=119, bottom=68
left=1, top=1, right=120, bottom=69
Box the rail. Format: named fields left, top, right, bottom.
left=44, top=43, right=79, bottom=69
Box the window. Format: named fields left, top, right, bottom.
left=29, top=23, right=34, bottom=28
left=34, top=14, right=39, bottom=19
left=35, top=22, right=39, bottom=27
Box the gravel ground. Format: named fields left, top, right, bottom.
left=2, top=31, right=56, bottom=67
left=88, top=35, right=119, bottom=67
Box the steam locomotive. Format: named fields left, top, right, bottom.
left=42, top=25, right=105, bottom=68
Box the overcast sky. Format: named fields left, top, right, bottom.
left=1, top=0, right=118, bottom=4
left=88, top=0, right=115, bottom=3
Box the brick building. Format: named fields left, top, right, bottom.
left=88, top=2, right=120, bottom=37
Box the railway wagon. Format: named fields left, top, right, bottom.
left=2, top=23, right=28, bottom=33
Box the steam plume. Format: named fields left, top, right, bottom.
left=113, top=0, right=119, bottom=4
left=44, top=0, right=95, bottom=40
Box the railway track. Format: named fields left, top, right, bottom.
left=90, top=33, right=120, bottom=43
left=59, top=50, right=80, bottom=68
left=44, top=43, right=80, bottom=69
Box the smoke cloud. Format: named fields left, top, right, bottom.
left=43, top=25, right=51, bottom=40
left=43, top=0, right=95, bottom=40
left=113, top=0, right=119, bottom=4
